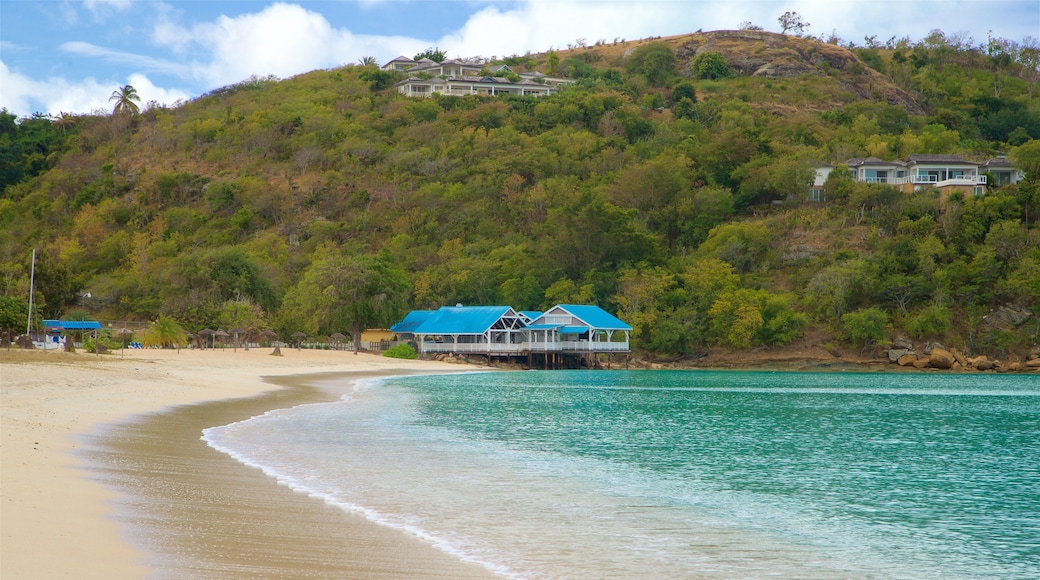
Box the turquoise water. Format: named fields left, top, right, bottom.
left=204, top=370, right=1040, bottom=578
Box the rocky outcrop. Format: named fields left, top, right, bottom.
left=673, top=30, right=925, bottom=115
left=883, top=339, right=1036, bottom=373
left=983, top=305, right=1032, bottom=330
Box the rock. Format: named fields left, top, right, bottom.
left=897, top=353, right=918, bottom=367
left=928, top=348, right=955, bottom=369
left=1009, top=362, right=1023, bottom=372
left=950, top=348, right=967, bottom=367
left=976, top=359, right=996, bottom=371
left=912, top=358, right=931, bottom=369
left=891, top=338, right=913, bottom=351
left=887, top=348, right=909, bottom=363
left=983, top=305, right=1032, bottom=330
left=1026, top=359, right=1040, bottom=368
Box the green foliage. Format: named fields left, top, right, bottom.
left=383, top=343, right=418, bottom=359
left=690, top=51, right=734, bottom=80
left=142, top=315, right=187, bottom=348
left=414, top=47, right=447, bottom=62
left=1, top=31, right=1037, bottom=359
left=904, top=304, right=953, bottom=339
left=842, top=307, right=890, bottom=346
left=626, top=42, right=678, bottom=87
left=0, top=295, right=29, bottom=330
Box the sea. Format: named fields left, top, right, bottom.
left=202, top=370, right=1040, bottom=579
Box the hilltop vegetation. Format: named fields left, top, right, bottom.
left=2, top=29, right=1039, bottom=360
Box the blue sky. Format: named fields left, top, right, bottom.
left=2, top=0, right=1038, bottom=117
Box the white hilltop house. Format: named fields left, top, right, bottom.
left=383, top=56, right=574, bottom=98
left=810, top=154, right=1025, bottom=201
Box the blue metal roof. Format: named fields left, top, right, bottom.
left=555, top=305, right=632, bottom=331
left=523, top=324, right=561, bottom=331
left=44, top=319, right=102, bottom=330
left=413, top=306, right=516, bottom=335
left=390, top=310, right=434, bottom=333
left=559, top=326, right=590, bottom=334
left=519, top=310, right=543, bottom=321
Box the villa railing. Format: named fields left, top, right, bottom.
left=912, top=175, right=985, bottom=185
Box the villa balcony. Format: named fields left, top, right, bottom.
left=912, top=174, right=985, bottom=187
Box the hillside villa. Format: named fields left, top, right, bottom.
left=383, top=57, right=574, bottom=98
left=390, top=304, right=632, bottom=368
left=810, top=154, right=1025, bottom=201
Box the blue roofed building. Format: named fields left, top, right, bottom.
left=391, top=304, right=631, bottom=360
left=523, top=305, right=631, bottom=353
left=411, top=305, right=528, bottom=355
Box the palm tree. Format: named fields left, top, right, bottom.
left=51, top=111, right=76, bottom=135
left=110, top=84, right=141, bottom=116
left=142, top=315, right=187, bottom=349
left=358, top=56, right=378, bottom=67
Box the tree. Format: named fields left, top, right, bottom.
left=1010, top=139, right=1040, bottom=182
left=280, top=250, right=409, bottom=353
left=109, top=85, right=141, bottom=116
left=546, top=50, right=560, bottom=76
left=778, top=11, right=809, bottom=36
left=142, top=315, right=187, bottom=349
left=691, top=51, right=733, bottom=80
left=51, top=112, right=76, bottom=136
left=842, top=307, right=890, bottom=348
left=358, top=56, right=378, bottom=67
left=0, top=296, right=29, bottom=331
left=414, top=47, right=447, bottom=62
left=626, top=42, right=678, bottom=87
left=739, top=21, right=764, bottom=31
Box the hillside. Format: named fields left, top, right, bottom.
left=1, top=29, right=1039, bottom=364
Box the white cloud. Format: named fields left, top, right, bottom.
left=0, top=60, right=189, bottom=117
left=151, top=2, right=422, bottom=86
left=60, top=41, right=191, bottom=77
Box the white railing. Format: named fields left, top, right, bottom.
left=913, top=174, right=985, bottom=185
left=419, top=341, right=630, bottom=354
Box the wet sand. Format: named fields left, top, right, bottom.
left=1, top=348, right=495, bottom=578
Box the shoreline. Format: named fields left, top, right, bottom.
left=0, top=347, right=494, bottom=578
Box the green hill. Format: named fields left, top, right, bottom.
left=2, top=29, right=1038, bottom=362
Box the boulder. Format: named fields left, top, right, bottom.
left=912, top=358, right=931, bottom=369
left=950, top=348, right=967, bottom=367
left=887, top=348, right=909, bottom=363
left=897, top=353, right=918, bottom=367
left=1026, top=359, right=1040, bottom=368
left=976, top=359, right=996, bottom=371
left=928, top=348, right=955, bottom=369
left=891, top=338, right=913, bottom=351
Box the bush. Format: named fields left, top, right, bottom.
left=383, top=343, right=418, bottom=359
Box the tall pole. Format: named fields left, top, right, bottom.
left=26, top=248, right=36, bottom=337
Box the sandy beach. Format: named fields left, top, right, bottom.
left=1, top=346, right=496, bottom=578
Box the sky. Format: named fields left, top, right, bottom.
left=1, top=0, right=1038, bottom=118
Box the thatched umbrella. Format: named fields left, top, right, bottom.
left=197, top=328, right=216, bottom=350
left=215, top=329, right=230, bottom=349
left=259, top=329, right=277, bottom=347
left=291, top=331, right=307, bottom=350
left=330, top=332, right=346, bottom=350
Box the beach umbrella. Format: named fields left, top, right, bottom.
left=291, top=331, right=307, bottom=349
left=259, top=329, right=277, bottom=347
left=215, top=329, right=230, bottom=349
left=330, top=332, right=346, bottom=350
left=197, top=328, right=216, bottom=350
